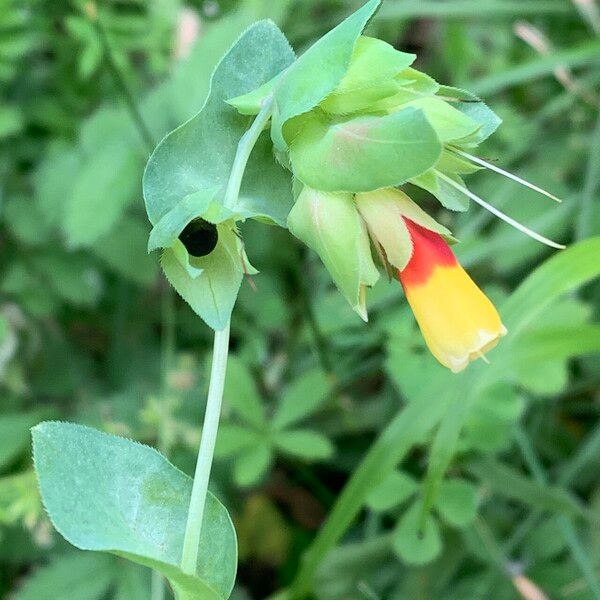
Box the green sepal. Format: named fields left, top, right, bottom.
left=287, top=187, right=379, bottom=320
left=370, top=68, right=440, bottom=110
left=410, top=170, right=470, bottom=212
left=437, top=85, right=501, bottom=144
left=271, top=0, right=382, bottom=150
left=435, top=149, right=482, bottom=175
left=289, top=107, right=442, bottom=192
left=398, top=97, right=480, bottom=143
left=319, top=36, right=415, bottom=114
left=320, top=79, right=402, bottom=115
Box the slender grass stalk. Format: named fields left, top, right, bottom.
left=91, top=11, right=155, bottom=154
left=469, top=39, right=600, bottom=96
left=377, top=0, right=573, bottom=20
left=577, top=112, right=600, bottom=240
left=180, top=322, right=231, bottom=574
left=436, top=171, right=565, bottom=249
left=515, top=427, right=600, bottom=599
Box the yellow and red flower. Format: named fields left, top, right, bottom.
left=356, top=188, right=506, bottom=372
left=398, top=219, right=506, bottom=372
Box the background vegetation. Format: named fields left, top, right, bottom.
left=1, top=0, right=600, bottom=598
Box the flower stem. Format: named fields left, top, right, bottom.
left=180, top=94, right=271, bottom=576
left=180, top=321, right=231, bottom=574
left=223, top=96, right=274, bottom=211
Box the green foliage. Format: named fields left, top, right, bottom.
left=2, top=0, right=600, bottom=599
left=33, top=422, right=237, bottom=599
left=216, top=358, right=333, bottom=486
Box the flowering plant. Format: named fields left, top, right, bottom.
left=30, top=2, right=585, bottom=600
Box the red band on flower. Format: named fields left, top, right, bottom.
left=399, top=219, right=456, bottom=287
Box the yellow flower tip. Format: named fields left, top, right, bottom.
left=445, top=325, right=507, bottom=373
left=398, top=219, right=507, bottom=373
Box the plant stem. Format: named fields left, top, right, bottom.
left=92, top=13, right=155, bottom=154
left=180, top=322, right=231, bottom=574
left=180, top=93, right=271, bottom=576
left=223, top=96, right=274, bottom=210
left=151, top=571, right=165, bottom=600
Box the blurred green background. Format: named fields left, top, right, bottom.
left=1, top=0, right=600, bottom=598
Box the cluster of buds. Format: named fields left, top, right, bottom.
left=230, top=29, right=561, bottom=372
left=146, top=1, right=563, bottom=373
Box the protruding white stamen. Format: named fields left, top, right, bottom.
left=436, top=171, right=566, bottom=249
left=451, top=149, right=562, bottom=203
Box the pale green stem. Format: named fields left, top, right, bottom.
left=151, top=571, right=166, bottom=600
left=180, top=322, right=231, bottom=574
left=223, top=96, right=274, bottom=211
left=179, top=96, right=272, bottom=574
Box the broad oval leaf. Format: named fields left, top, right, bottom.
left=289, top=108, right=442, bottom=192
left=32, top=422, right=237, bottom=600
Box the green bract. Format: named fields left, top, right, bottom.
left=145, top=0, right=502, bottom=328
left=287, top=187, right=379, bottom=320
left=142, top=21, right=295, bottom=330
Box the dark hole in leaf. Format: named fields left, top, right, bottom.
left=179, top=218, right=219, bottom=257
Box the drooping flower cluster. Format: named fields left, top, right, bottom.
left=146, top=0, right=562, bottom=372
left=229, top=29, right=561, bottom=372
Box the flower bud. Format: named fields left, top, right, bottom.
left=287, top=186, right=379, bottom=320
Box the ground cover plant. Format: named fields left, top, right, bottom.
left=1, top=0, right=600, bottom=598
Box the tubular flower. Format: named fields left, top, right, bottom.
left=356, top=188, right=506, bottom=372
left=398, top=219, right=506, bottom=372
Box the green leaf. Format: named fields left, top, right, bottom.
left=215, top=425, right=262, bottom=458
left=3, top=196, right=53, bottom=246
left=233, top=444, right=273, bottom=487
left=114, top=562, right=151, bottom=600
left=434, top=479, right=478, bottom=528
left=0, top=471, right=41, bottom=526
left=143, top=20, right=295, bottom=230
left=0, top=104, right=23, bottom=138
left=222, top=355, right=265, bottom=428
left=272, top=369, right=330, bottom=430
left=500, top=237, right=600, bottom=340
left=33, top=143, right=81, bottom=228
left=0, top=411, right=48, bottom=471
left=468, top=458, right=586, bottom=518
left=92, top=217, right=158, bottom=286
left=289, top=108, right=441, bottom=192
left=392, top=500, right=442, bottom=565
left=273, top=429, right=334, bottom=460
left=33, top=422, right=237, bottom=600
left=271, top=0, right=382, bottom=150
left=64, top=142, right=141, bottom=248
left=366, top=470, right=418, bottom=512
left=14, top=552, right=115, bottom=600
